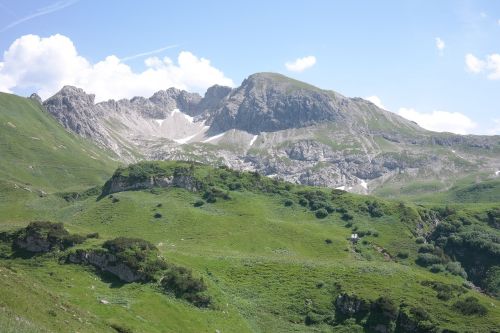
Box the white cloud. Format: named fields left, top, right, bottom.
left=0, top=34, right=234, bottom=101
left=487, top=118, right=500, bottom=135
left=498, top=19, right=500, bottom=26
left=435, top=37, right=445, bottom=54
left=365, top=95, right=385, bottom=109
left=397, top=108, right=477, bottom=134
left=285, top=56, right=316, bottom=72
left=465, top=53, right=500, bottom=79
left=465, top=54, right=485, bottom=73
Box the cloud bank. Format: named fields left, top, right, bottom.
left=285, top=56, right=316, bottom=72
left=0, top=34, right=234, bottom=101
left=465, top=53, right=500, bottom=79
left=364, top=95, right=385, bottom=109
left=397, top=108, right=477, bottom=134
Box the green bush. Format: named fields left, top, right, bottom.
left=416, top=253, right=443, bottom=267
left=315, top=208, right=329, bottom=219
left=421, top=280, right=466, bottom=301
left=14, top=221, right=85, bottom=252
left=453, top=297, right=487, bottom=316
left=161, top=265, right=211, bottom=307
left=483, top=266, right=500, bottom=297
left=368, top=296, right=398, bottom=329
left=110, top=323, right=134, bottom=333
left=228, top=182, right=241, bottom=191
left=102, top=237, right=162, bottom=280
left=397, top=251, right=409, bottom=259
left=103, top=237, right=156, bottom=254
left=418, top=244, right=435, bottom=253
left=429, top=264, right=445, bottom=273
left=446, top=261, right=467, bottom=279
left=365, top=201, right=384, bottom=217
left=154, top=213, right=162, bottom=219
left=193, top=200, right=205, bottom=207
left=203, top=187, right=230, bottom=203
left=62, top=234, right=86, bottom=248
left=86, top=232, right=99, bottom=239
left=284, top=199, right=294, bottom=207
left=415, top=236, right=426, bottom=244
left=341, top=213, right=353, bottom=221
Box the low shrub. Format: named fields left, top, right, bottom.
left=446, top=261, right=467, bottom=279
left=365, top=201, right=384, bottom=218
left=110, top=323, right=134, bottom=333
left=396, top=251, right=409, bottom=259
left=284, top=199, right=294, bottom=207
left=416, top=253, right=443, bottom=267
left=415, top=236, right=426, bottom=244
left=453, top=297, right=487, bottom=316
left=429, top=264, right=445, bottom=273
left=161, top=265, right=211, bottom=307
left=315, top=208, right=328, bottom=219
left=13, top=221, right=86, bottom=253
left=86, top=232, right=100, bottom=239
left=418, top=244, right=435, bottom=253
left=341, top=213, right=353, bottom=221
left=325, top=239, right=333, bottom=244
left=154, top=213, right=162, bottom=219
left=193, top=200, right=205, bottom=207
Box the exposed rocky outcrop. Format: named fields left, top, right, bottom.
left=13, top=221, right=85, bottom=254
left=335, top=293, right=370, bottom=317
left=102, top=170, right=203, bottom=196
left=67, top=249, right=146, bottom=283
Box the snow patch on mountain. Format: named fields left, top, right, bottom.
left=249, top=135, right=258, bottom=146
left=202, top=132, right=225, bottom=143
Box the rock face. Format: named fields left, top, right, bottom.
left=15, top=233, right=52, bottom=253
left=335, top=293, right=370, bottom=316
left=40, top=72, right=500, bottom=195
left=103, top=173, right=203, bottom=195
left=206, top=73, right=347, bottom=134
left=67, top=249, right=146, bottom=283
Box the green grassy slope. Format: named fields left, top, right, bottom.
left=0, top=162, right=498, bottom=332
left=0, top=92, right=117, bottom=192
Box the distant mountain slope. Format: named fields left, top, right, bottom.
left=40, top=73, right=500, bottom=195
left=0, top=92, right=117, bottom=192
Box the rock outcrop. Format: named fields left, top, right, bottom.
left=67, top=249, right=146, bottom=282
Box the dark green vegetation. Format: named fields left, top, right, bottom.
left=0, top=93, right=499, bottom=332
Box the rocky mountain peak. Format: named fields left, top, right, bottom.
left=206, top=73, right=347, bottom=134
left=29, top=93, right=42, bottom=104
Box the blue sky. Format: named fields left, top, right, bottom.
left=0, top=0, right=499, bottom=134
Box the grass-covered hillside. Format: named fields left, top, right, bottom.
left=0, top=92, right=117, bottom=192
left=0, top=161, right=498, bottom=332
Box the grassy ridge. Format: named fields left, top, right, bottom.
left=0, top=92, right=117, bottom=192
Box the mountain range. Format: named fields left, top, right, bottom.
left=39, top=72, right=500, bottom=196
